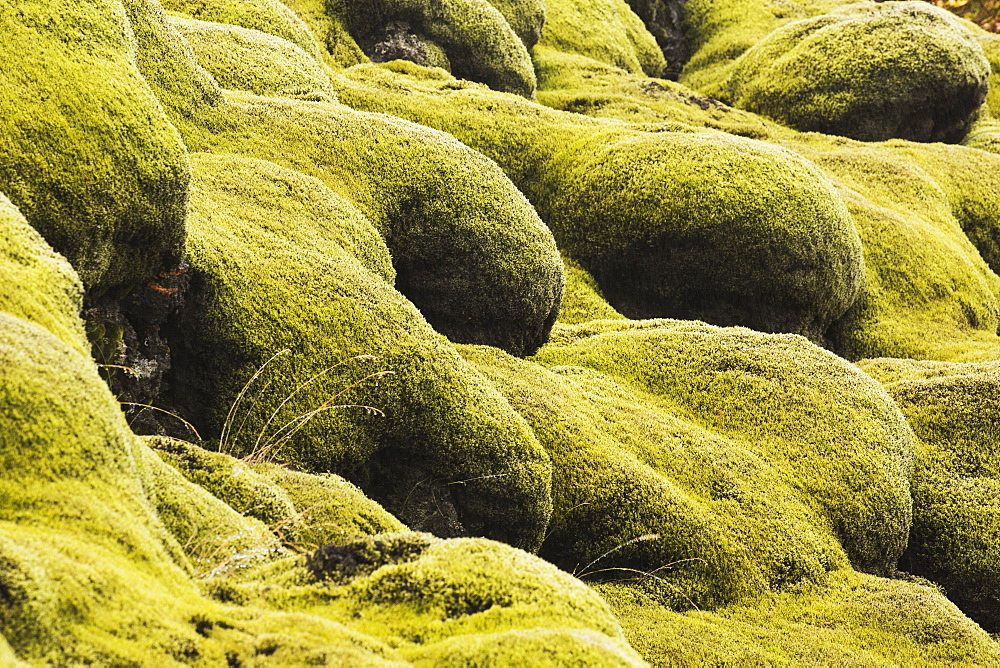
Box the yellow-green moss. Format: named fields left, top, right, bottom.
left=338, top=0, right=537, bottom=96
left=160, top=0, right=323, bottom=59
left=169, top=16, right=337, bottom=99
left=557, top=257, right=627, bottom=325
left=489, top=0, right=545, bottom=48
left=536, top=0, right=666, bottom=77
left=0, top=194, right=87, bottom=355
left=596, top=569, right=1000, bottom=665
left=134, top=438, right=283, bottom=576
left=0, top=0, right=188, bottom=296
left=253, top=463, right=407, bottom=549
left=280, top=0, right=367, bottom=67
left=861, top=358, right=1000, bottom=632
left=336, top=64, right=864, bottom=342
left=461, top=319, right=914, bottom=609
left=233, top=533, right=646, bottom=665
left=172, top=152, right=553, bottom=551
left=713, top=2, right=990, bottom=142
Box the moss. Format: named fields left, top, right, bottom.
left=280, top=0, right=367, bottom=67
left=596, top=569, right=1000, bottom=665
left=532, top=46, right=772, bottom=138
left=147, top=435, right=300, bottom=529
left=461, top=319, right=914, bottom=609
left=337, top=65, right=864, bottom=342
left=536, top=0, right=666, bottom=77
left=0, top=0, right=188, bottom=296
left=134, top=438, right=283, bottom=576
left=0, top=194, right=88, bottom=355
left=488, top=0, right=545, bottom=49
left=860, top=358, right=1000, bottom=632
left=160, top=0, right=323, bottom=59
left=235, top=533, right=646, bottom=665
left=557, top=257, right=627, bottom=325
left=168, top=152, right=553, bottom=551
left=338, top=0, right=537, bottom=96
left=711, top=2, right=990, bottom=142
left=980, top=31, right=1000, bottom=116
left=783, top=136, right=1000, bottom=362
left=169, top=16, right=337, bottom=99
left=252, top=462, right=407, bottom=549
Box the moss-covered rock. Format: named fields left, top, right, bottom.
left=557, top=258, right=627, bottom=325
left=235, top=532, right=646, bottom=665
left=597, top=569, right=1000, bottom=665
left=169, top=16, right=337, bottom=99
left=537, top=0, right=666, bottom=77
left=253, top=463, right=407, bottom=549
left=489, top=0, right=545, bottom=49
left=161, top=0, right=323, bottom=59
left=0, top=0, right=188, bottom=296
left=0, top=194, right=87, bottom=355
left=462, top=319, right=914, bottom=608
left=337, top=64, right=864, bottom=342
left=338, top=0, right=537, bottom=96
left=861, top=358, right=1000, bottom=632
left=712, top=2, right=990, bottom=142
left=168, top=152, right=553, bottom=551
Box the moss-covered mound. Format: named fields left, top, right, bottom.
left=234, top=532, right=646, bottom=665
left=861, top=358, right=1000, bottom=632
left=537, top=0, right=666, bottom=77
left=337, top=0, right=537, bottom=97
left=171, top=152, right=553, bottom=551
left=489, top=0, right=545, bottom=49
left=337, top=65, right=864, bottom=342
left=713, top=2, right=990, bottom=142
left=160, top=0, right=323, bottom=58
left=0, top=0, right=188, bottom=296
left=598, top=569, right=1000, bottom=665
left=0, top=194, right=88, bottom=354
left=462, top=319, right=914, bottom=608
left=169, top=16, right=336, bottom=99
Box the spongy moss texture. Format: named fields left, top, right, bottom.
left=712, top=2, right=990, bottom=142
left=861, top=358, right=1000, bottom=632
left=462, top=319, right=915, bottom=608
left=0, top=0, right=188, bottom=296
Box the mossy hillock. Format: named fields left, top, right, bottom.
left=462, top=319, right=914, bottom=608
left=861, top=358, right=1000, bottom=632
left=5, top=0, right=1000, bottom=662
left=336, top=64, right=865, bottom=343
left=712, top=2, right=990, bottom=142
left=0, top=0, right=188, bottom=297
left=169, top=16, right=337, bottom=99
left=171, top=152, right=553, bottom=551
left=336, top=0, right=537, bottom=96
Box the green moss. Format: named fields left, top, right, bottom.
left=536, top=0, right=665, bottom=77
left=0, top=0, right=188, bottom=296
left=488, top=0, right=545, bottom=48
left=461, top=319, right=914, bottom=608
left=169, top=16, right=337, bottom=99
left=0, top=194, right=88, bottom=355
left=148, top=436, right=300, bottom=528
left=252, top=462, right=407, bottom=549
left=280, top=0, right=367, bottom=67
left=160, top=0, right=323, bottom=59
left=337, top=64, right=864, bottom=342
left=134, top=438, right=283, bottom=576
left=597, top=569, right=1000, bottom=665
left=170, top=152, right=553, bottom=551
left=712, top=2, right=990, bottom=142
left=532, top=46, right=773, bottom=138
left=339, top=0, right=537, bottom=96
left=234, top=533, right=646, bottom=665
left=980, top=31, right=1000, bottom=116
left=860, top=358, right=1000, bottom=632
left=557, top=257, right=627, bottom=325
